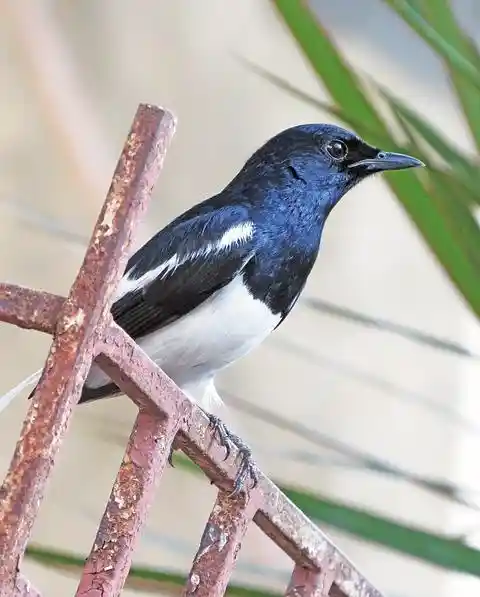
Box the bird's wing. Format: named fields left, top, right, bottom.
left=111, top=204, right=255, bottom=340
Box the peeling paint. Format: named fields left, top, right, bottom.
left=59, top=308, right=85, bottom=333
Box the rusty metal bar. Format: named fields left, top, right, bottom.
left=0, top=285, right=63, bottom=334
left=256, top=479, right=384, bottom=597
left=0, top=104, right=175, bottom=596
left=97, top=322, right=189, bottom=418
left=76, top=409, right=184, bottom=597
left=183, top=490, right=261, bottom=597
left=285, top=565, right=335, bottom=597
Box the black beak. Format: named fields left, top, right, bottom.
left=349, top=151, right=425, bottom=172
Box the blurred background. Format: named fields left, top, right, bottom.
left=1, top=1, right=480, bottom=595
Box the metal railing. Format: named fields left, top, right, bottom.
left=0, top=104, right=384, bottom=597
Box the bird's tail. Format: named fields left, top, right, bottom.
left=0, top=368, right=43, bottom=415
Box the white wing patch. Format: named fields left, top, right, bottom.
left=215, top=222, right=254, bottom=251
left=114, top=221, right=254, bottom=301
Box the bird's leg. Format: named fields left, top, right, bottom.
left=207, top=414, right=234, bottom=461
left=226, top=429, right=259, bottom=497
left=167, top=433, right=184, bottom=467
left=206, top=413, right=259, bottom=496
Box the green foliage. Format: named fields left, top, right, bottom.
left=171, top=454, right=480, bottom=578
left=25, top=544, right=281, bottom=596
left=272, top=0, right=480, bottom=319
left=25, top=456, right=480, bottom=588
left=283, top=486, right=480, bottom=577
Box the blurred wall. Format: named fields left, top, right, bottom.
left=0, top=1, right=479, bottom=596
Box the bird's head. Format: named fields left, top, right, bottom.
left=236, top=123, right=424, bottom=217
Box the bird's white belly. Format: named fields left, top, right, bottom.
left=142, top=275, right=280, bottom=383
left=87, top=275, right=280, bottom=396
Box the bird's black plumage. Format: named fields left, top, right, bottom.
left=111, top=205, right=254, bottom=340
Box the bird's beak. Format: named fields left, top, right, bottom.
left=349, top=151, right=425, bottom=172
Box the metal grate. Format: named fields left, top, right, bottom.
left=0, top=104, right=385, bottom=597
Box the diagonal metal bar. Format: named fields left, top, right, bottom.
left=97, top=321, right=191, bottom=417
left=255, top=479, right=383, bottom=597
left=183, top=490, right=262, bottom=597
left=0, top=104, right=176, bottom=596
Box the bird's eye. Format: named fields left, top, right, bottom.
left=325, top=139, right=348, bottom=161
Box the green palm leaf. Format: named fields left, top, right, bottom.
left=384, top=0, right=480, bottom=148
left=272, top=0, right=480, bottom=318
left=169, top=455, right=480, bottom=577
left=25, top=544, right=280, bottom=596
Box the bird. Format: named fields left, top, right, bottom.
left=1, top=123, right=423, bottom=494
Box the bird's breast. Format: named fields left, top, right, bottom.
left=133, top=274, right=281, bottom=386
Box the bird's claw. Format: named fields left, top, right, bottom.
left=230, top=443, right=259, bottom=497
left=168, top=445, right=175, bottom=467
left=207, top=413, right=258, bottom=496
left=207, top=414, right=234, bottom=461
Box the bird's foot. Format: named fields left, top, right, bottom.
left=207, top=414, right=259, bottom=496
left=207, top=414, right=234, bottom=461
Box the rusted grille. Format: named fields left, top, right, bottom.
left=0, top=104, right=384, bottom=597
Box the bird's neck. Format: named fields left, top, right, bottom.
left=235, top=166, right=346, bottom=227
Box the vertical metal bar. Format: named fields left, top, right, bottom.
left=285, top=565, right=335, bottom=597
left=183, top=490, right=262, bottom=597
left=0, top=104, right=175, bottom=595
left=76, top=408, right=184, bottom=597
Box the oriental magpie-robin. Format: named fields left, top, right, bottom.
left=1, top=124, right=423, bottom=493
